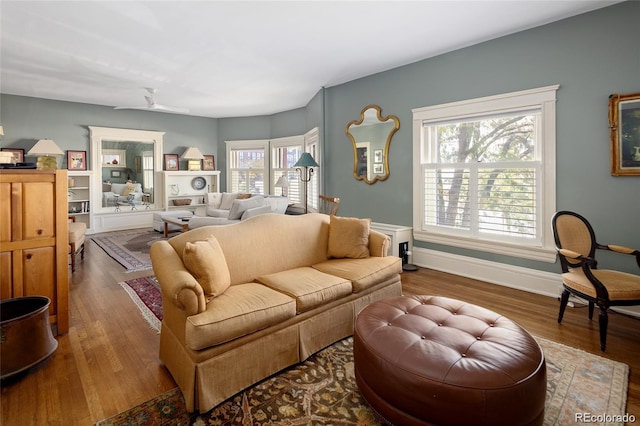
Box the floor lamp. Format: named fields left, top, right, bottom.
left=294, top=153, right=319, bottom=214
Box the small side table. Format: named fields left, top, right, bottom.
left=285, top=204, right=306, bottom=215
left=162, top=216, right=191, bottom=238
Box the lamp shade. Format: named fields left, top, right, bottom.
left=181, top=147, right=205, bottom=159
left=274, top=175, right=289, bottom=188
left=293, top=152, right=319, bottom=168
left=27, top=139, right=64, bottom=156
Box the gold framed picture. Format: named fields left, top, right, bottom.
left=609, top=92, right=640, bottom=176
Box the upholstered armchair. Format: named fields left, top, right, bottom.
left=68, top=216, right=86, bottom=272
left=319, top=195, right=340, bottom=215
left=552, top=211, right=640, bottom=351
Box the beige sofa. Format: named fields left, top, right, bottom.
left=150, top=213, right=402, bottom=413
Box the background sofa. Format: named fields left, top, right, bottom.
left=188, top=192, right=290, bottom=228
left=102, top=182, right=144, bottom=207
left=150, top=213, right=402, bottom=412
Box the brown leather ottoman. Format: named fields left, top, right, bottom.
left=354, top=295, right=546, bottom=426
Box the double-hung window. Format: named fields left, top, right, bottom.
left=412, top=85, right=558, bottom=262
left=226, top=140, right=268, bottom=194
left=271, top=136, right=304, bottom=204
left=225, top=128, right=321, bottom=206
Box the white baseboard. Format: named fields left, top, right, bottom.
left=411, top=247, right=640, bottom=318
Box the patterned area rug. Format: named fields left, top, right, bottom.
left=96, top=297, right=630, bottom=426
left=119, top=276, right=162, bottom=332
left=91, top=230, right=164, bottom=271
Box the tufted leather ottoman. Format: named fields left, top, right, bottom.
left=354, top=295, right=546, bottom=426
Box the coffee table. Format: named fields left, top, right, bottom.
left=162, top=215, right=191, bottom=238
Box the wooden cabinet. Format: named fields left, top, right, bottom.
left=0, top=170, right=69, bottom=334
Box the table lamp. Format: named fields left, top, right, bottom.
left=274, top=175, right=289, bottom=196
left=28, top=139, right=64, bottom=170
left=181, top=147, right=204, bottom=171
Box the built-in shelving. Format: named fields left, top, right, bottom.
left=67, top=170, right=93, bottom=232
left=162, top=171, right=220, bottom=216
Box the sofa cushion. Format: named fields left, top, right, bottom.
left=264, top=196, right=290, bottom=214
left=257, top=267, right=352, bottom=313
left=205, top=192, right=222, bottom=209
left=205, top=207, right=230, bottom=217
left=312, top=257, right=402, bottom=292
left=185, top=283, right=296, bottom=350
left=219, top=192, right=239, bottom=210
left=327, top=216, right=370, bottom=259
left=228, top=196, right=265, bottom=220
left=182, top=236, right=231, bottom=298
left=241, top=204, right=272, bottom=220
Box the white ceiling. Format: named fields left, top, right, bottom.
left=0, top=1, right=620, bottom=118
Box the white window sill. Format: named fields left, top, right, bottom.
left=414, top=229, right=557, bottom=263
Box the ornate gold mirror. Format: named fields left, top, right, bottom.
left=346, top=105, right=399, bottom=184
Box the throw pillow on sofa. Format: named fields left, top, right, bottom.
left=219, top=193, right=239, bottom=210
left=228, top=196, right=265, bottom=220
left=205, top=192, right=223, bottom=209
left=327, top=216, right=371, bottom=259
left=183, top=236, right=231, bottom=298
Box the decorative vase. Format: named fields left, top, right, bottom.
left=169, top=184, right=180, bottom=195
left=633, top=146, right=640, bottom=161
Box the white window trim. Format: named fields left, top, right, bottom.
left=270, top=134, right=304, bottom=203
left=225, top=127, right=321, bottom=201
left=225, top=139, right=269, bottom=193
left=412, top=85, right=559, bottom=263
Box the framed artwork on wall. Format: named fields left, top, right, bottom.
left=203, top=155, right=215, bottom=171
left=1, top=148, right=24, bottom=163
left=164, top=154, right=179, bottom=171
left=609, top=91, right=640, bottom=176
left=67, top=150, right=87, bottom=170
left=110, top=170, right=121, bottom=178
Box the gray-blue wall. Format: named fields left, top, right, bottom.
left=1, top=2, right=638, bottom=274
left=0, top=95, right=218, bottom=171
left=324, top=1, right=640, bottom=274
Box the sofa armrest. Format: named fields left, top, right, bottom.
left=369, top=230, right=391, bottom=257
left=150, top=240, right=207, bottom=316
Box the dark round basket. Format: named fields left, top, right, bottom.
left=1, top=296, right=58, bottom=379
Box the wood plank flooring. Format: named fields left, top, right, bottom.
left=1, top=238, right=638, bottom=424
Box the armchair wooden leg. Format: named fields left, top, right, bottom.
left=70, top=242, right=77, bottom=272
left=598, top=305, right=609, bottom=352
left=558, top=289, right=570, bottom=323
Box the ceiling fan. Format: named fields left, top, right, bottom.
left=114, top=87, right=190, bottom=114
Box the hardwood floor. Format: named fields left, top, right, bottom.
left=2, top=240, right=639, bottom=424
